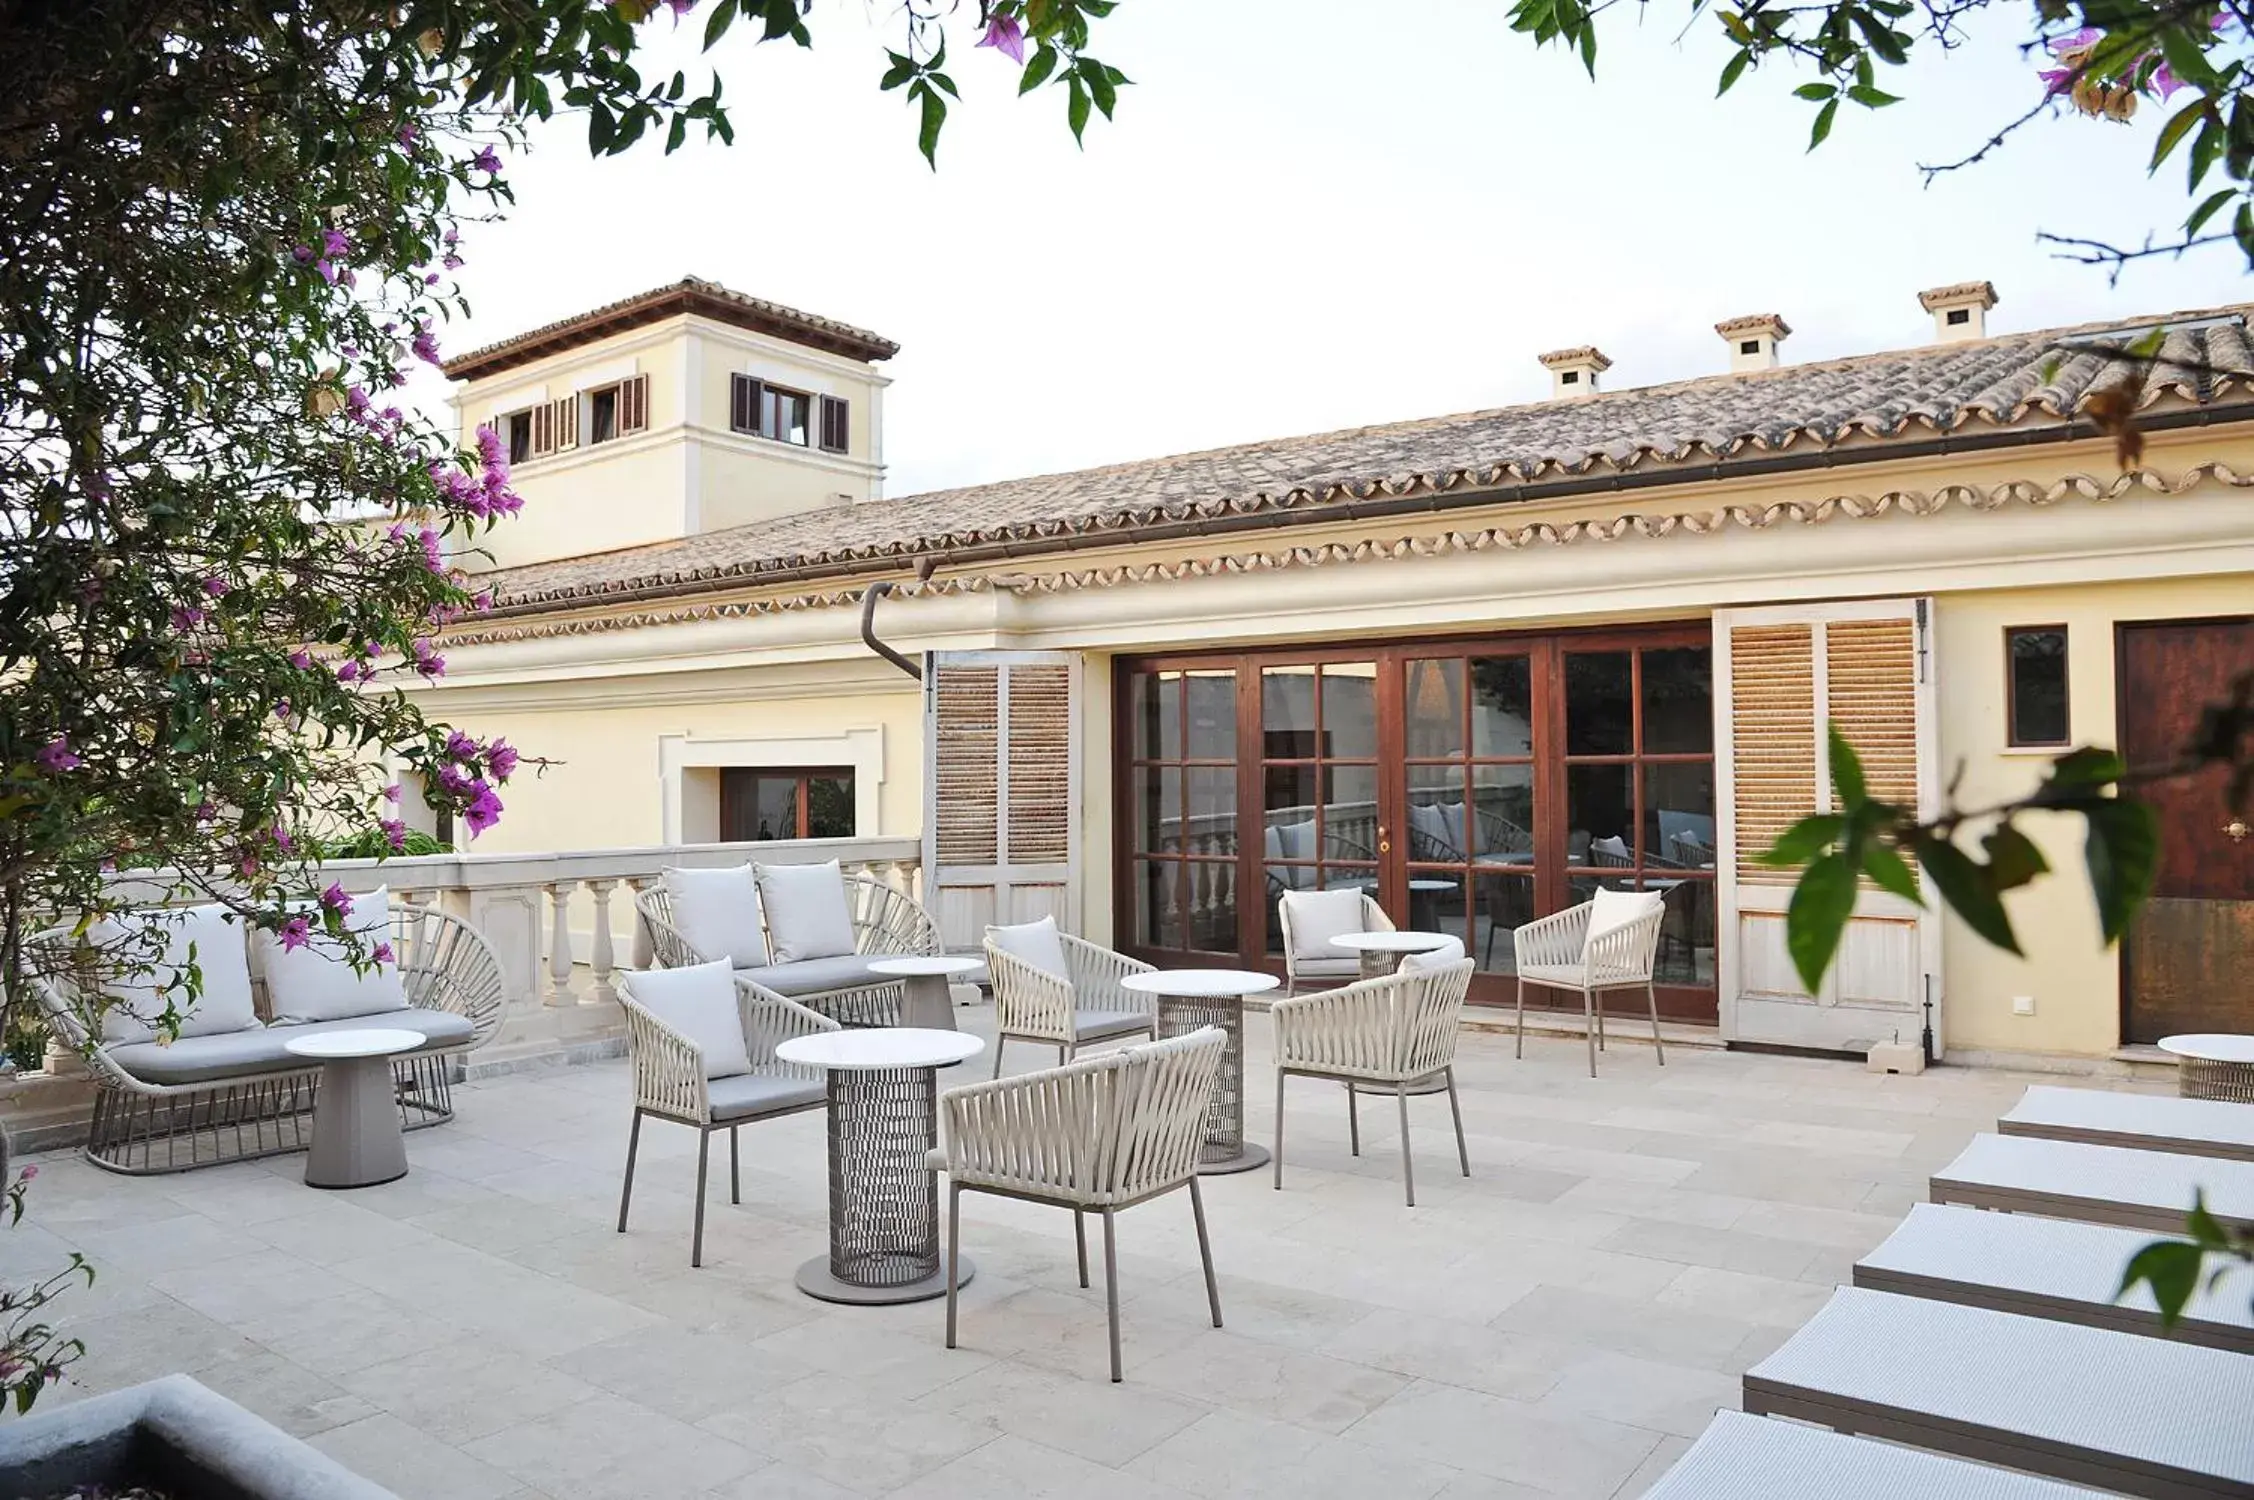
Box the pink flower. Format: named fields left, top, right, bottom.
left=418, top=526, right=445, bottom=573
left=346, top=385, right=371, bottom=419
left=288, top=648, right=313, bottom=670
left=435, top=761, right=473, bottom=797
left=978, top=11, right=1027, bottom=63
left=379, top=819, right=406, bottom=852
left=2151, top=61, right=2185, bottom=99
left=315, top=260, right=338, bottom=285
left=238, top=852, right=259, bottom=878
left=322, top=228, right=349, bottom=258
left=471, top=144, right=502, bottom=176
left=442, top=252, right=464, bottom=271
left=487, top=738, right=519, bottom=780
left=473, top=589, right=494, bottom=612
left=371, top=941, right=395, bottom=965
left=336, top=660, right=360, bottom=683
left=35, top=737, right=81, bottom=773
left=411, top=321, right=442, bottom=365
left=271, top=825, right=293, bottom=852
left=463, top=781, right=504, bottom=837
left=381, top=783, right=402, bottom=803
left=410, top=639, right=446, bottom=679
left=445, top=730, right=478, bottom=762
left=194, top=801, right=216, bottom=822
left=398, top=124, right=420, bottom=147
left=171, top=605, right=204, bottom=631
left=18, top=1165, right=37, bottom=1182
left=2038, top=65, right=2074, bottom=94
left=320, top=882, right=354, bottom=917
left=475, top=425, right=506, bottom=466
left=2046, top=26, right=2101, bottom=54
left=292, top=244, right=315, bottom=264
left=278, top=915, right=311, bottom=952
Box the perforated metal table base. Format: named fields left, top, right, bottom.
left=796, top=1062, right=976, bottom=1305
left=1153, top=991, right=1272, bottom=1175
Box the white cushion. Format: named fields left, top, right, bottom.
left=1591, top=835, right=1631, bottom=861
left=1409, top=803, right=1452, bottom=854
left=1586, top=887, right=1664, bottom=951
left=661, top=865, right=768, bottom=968
left=625, top=960, right=752, bottom=1079
left=1279, top=888, right=1370, bottom=962
left=259, top=887, right=407, bottom=1024
left=988, top=915, right=1071, bottom=981
left=1275, top=819, right=1316, bottom=862
left=1401, top=935, right=1467, bottom=972
left=755, top=861, right=856, bottom=962
left=87, top=904, right=261, bottom=1044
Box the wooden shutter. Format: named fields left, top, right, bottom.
left=1714, top=599, right=1940, bottom=1055
left=818, top=395, right=850, bottom=453
left=923, top=651, right=1082, bottom=949
left=731, top=375, right=763, bottom=435
left=619, top=373, right=649, bottom=434
left=550, top=395, right=578, bottom=451
left=529, top=402, right=555, bottom=456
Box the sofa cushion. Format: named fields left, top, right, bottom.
left=754, top=861, right=856, bottom=962
left=1290, top=956, right=1363, bottom=981
left=259, top=887, right=406, bottom=1024
left=1400, top=935, right=1468, bottom=972
left=707, top=1073, right=825, bottom=1123
left=1074, top=1008, right=1151, bottom=1043
left=106, top=1006, right=472, bottom=1086
left=735, top=955, right=892, bottom=1000
left=1587, top=886, right=1664, bottom=947
left=623, top=960, right=752, bottom=1079
left=986, top=916, right=1071, bottom=982
left=1279, top=888, right=1370, bottom=962
left=661, top=865, right=768, bottom=969
left=87, top=904, right=259, bottom=1045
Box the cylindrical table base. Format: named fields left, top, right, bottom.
left=305, top=1056, right=408, bottom=1189
left=2180, top=1058, right=2254, bottom=1102
left=796, top=1251, right=975, bottom=1306
left=1197, top=1142, right=1271, bottom=1176
left=809, top=1064, right=955, bottom=1302
left=1155, top=992, right=1261, bottom=1172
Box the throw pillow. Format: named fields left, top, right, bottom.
left=661, top=865, right=769, bottom=968
left=260, top=887, right=407, bottom=1024
left=624, top=960, right=753, bottom=1079
left=1586, top=886, right=1665, bottom=952
left=87, top=904, right=259, bottom=1043
left=986, top=915, right=1071, bottom=980
left=754, top=860, right=857, bottom=962
left=1400, top=935, right=1467, bottom=972
left=1280, top=887, right=1370, bottom=961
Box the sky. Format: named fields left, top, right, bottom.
left=411, top=0, right=2249, bottom=499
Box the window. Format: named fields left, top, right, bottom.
left=1947, top=307, right=1970, bottom=326
left=1560, top=371, right=1580, bottom=386
left=2006, top=626, right=2069, bottom=746
left=504, top=410, right=533, bottom=464
left=1739, top=339, right=1760, bottom=355
left=728, top=374, right=811, bottom=446
left=588, top=385, right=618, bottom=445
left=819, top=394, right=850, bottom=453
left=719, top=767, right=855, bottom=841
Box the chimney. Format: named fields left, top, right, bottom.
left=1918, top=281, right=1998, bottom=343
left=1539, top=346, right=1612, bottom=399
left=1716, top=314, right=1790, bottom=373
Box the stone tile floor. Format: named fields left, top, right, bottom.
left=6, top=1012, right=2152, bottom=1499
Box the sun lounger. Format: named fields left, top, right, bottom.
left=1854, top=1203, right=2254, bottom=1355
left=1999, top=1085, right=2254, bottom=1163
left=1640, top=1410, right=2114, bottom=1499
left=1930, top=1133, right=2254, bottom=1234
left=1743, top=1287, right=2254, bottom=1499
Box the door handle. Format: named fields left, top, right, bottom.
left=1377, top=824, right=1391, bottom=855
left=2228, top=818, right=2251, bottom=844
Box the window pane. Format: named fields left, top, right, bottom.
left=1567, top=762, right=1634, bottom=865
left=1641, top=646, right=1713, bottom=752
left=1407, top=764, right=1468, bottom=863
left=1406, top=871, right=1467, bottom=944
left=1134, top=767, right=1180, bottom=853
left=1262, top=666, right=1317, bottom=758
left=779, top=391, right=809, bottom=445
left=806, top=773, right=855, bottom=838
left=1472, top=871, right=1537, bottom=974
left=1645, top=763, right=1716, bottom=869
left=1181, top=862, right=1238, bottom=953
left=1319, top=864, right=1379, bottom=895
left=590, top=388, right=618, bottom=445
left=506, top=413, right=532, bottom=464
left=1262, top=765, right=1319, bottom=871
left=1470, top=656, right=1534, bottom=757
left=2009, top=628, right=2069, bottom=745
left=1185, top=670, right=1236, bottom=760
left=1405, top=658, right=1464, bottom=759
left=1321, top=764, right=1380, bottom=861
left=1184, top=768, right=1237, bottom=857
left=754, top=775, right=798, bottom=841
left=1130, top=672, right=1178, bottom=760
left=1648, top=877, right=1716, bottom=986
left=1566, top=651, right=1634, bottom=755
left=1134, top=861, right=1179, bottom=949
left=1319, top=663, right=1378, bottom=759
left=1470, top=764, right=1536, bottom=860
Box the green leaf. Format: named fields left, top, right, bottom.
left=1915, top=836, right=2022, bottom=954
left=1845, top=85, right=1900, bottom=108
left=1759, top=813, right=1847, bottom=867
left=1086, top=61, right=1118, bottom=119
left=1808, top=98, right=1840, bottom=149
left=1717, top=50, right=1751, bottom=96
left=1981, top=822, right=2050, bottom=891
left=702, top=0, right=739, bottom=51
left=2188, top=187, right=2237, bottom=237
left=1827, top=723, right=1869, bottom=809
left=2083, top=796, right=2159, bottom=944
left=916, top=84, right=946, bottom=167
left=879, top=51, right=917, bottom=91
left=1860, top=840, right=1924, bottom=905
left=1067, top=77, right=1091, bottom=142
left=2046, top=746, right=2127, bottom=790
left=1020, top=42, right=1060, bottom=94
left=1786, top=853, right=1857, bottom=993
left=2152, top=98, right=2208, bottom=171
left=1577, top=14, right=1598, bottom=76
left=1793, top=82, right=1837, bottom=101
left=2118, top=1238, right=2204, bottom=1325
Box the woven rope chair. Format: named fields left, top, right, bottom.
left=1511, top=898, right=1668, bottom=1077
left=981, top=932, right=1158, bottom=1078
left=634, top=870, right=939, bottom=1027
left=1276, top=889, right=1392, bottom=997
left=30, top=902, right=506, bottom=1175
left=1272, top=956, right=1473, bottom=1207
left=933, top=1026, right=1228, bottom=1382
left=615, top=972, right=837, bottom=1268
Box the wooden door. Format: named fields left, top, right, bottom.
left=2120, top=619, right=2254, bottom=1043
left=1714, top=600, right=1941, bottom=1054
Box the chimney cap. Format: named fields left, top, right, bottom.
left=1918, top=280, right=1998, bottom=313
left=1714, top=312, right=1793, bottom=340
left=1538, top=346, right=1613, bottom=373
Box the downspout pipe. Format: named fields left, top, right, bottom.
left=859, top=556, right=937, bottom=681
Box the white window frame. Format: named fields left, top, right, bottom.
left=658, top=729, right=885, bottom=844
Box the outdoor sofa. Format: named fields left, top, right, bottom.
left=31, top=890, right=504, bottom=1174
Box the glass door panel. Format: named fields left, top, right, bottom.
left=1127, top=668, right=1239, bottom=956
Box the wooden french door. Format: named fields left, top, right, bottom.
left=2120, top=618, right=2254, bottom=1044
left=1116, top=625, right=1719, bottom=1020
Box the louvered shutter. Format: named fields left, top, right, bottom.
left=923, top=651, right=1082, bottom=949
left=551, top=395, right=578, bottom=451
left=529, top=402, right=555, bottom=456
left=1714, top=600, right=1940, bottom=1055
left=731, top=374, right=763, bottom=435
left=819, top=395, right=849, bottom=453
left=619, top=373, right=649, bottom=434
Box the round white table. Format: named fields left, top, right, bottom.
left=775, top=1027, right=985, bottom=1304
left=2159, top=1033, right=2254, bottom=1102
left=282, top=1027, right=425, bottom=1189
left=1331, top=932, right=1457, bottom=1095
left=1121, top=968, right=1281, bottom=1175
left=867, top=955, right=981, bottom=1035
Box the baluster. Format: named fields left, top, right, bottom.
left=586, top=879, right=618, bottom=1005
left=624, top=876, right=654, bottom=969
left=544, top=881, right=576, bottom=1007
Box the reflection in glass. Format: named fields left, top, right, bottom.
left=1405, top=659, right=1465, bottom=758
left=1320, top=663, right=1378, bottom=760
left=806, top=775, right=854, bottom=838
left=1470, top=656, right=1534, bottom=757
left=1568, top=762, right=1634, bottom=865
left=1644, top=762, right=1716, bottom=868
left=1261, top=666, right=1317, bottom=757
left=1184, top=768, right=1238, bottom=857
left=1132, top=671, right=1179, bottom=760
left=1642, top=647, right=1714, bottom=753
left=1134, top=860, right=1177, bottom=949
left=1322, top=764, right=1380, bottom=860
left=1565, top=651, right=1634, bottom=755
left=2009, top=629, right=2069, bottom=746
left=1649, top=878, right=1716, bottom=986
left=1472, top=871, right=1537, bottom=973
left=1470, top=764, right=1536, bottom=859
left=1186, top=670, right=1237, bottom=760
left=1406, top=871, right=1468, bottom=945
left=1181, top=860, right=1238, bottom=953
left=1318, top=864, right=1379, bottom=895
left=1406, top=764, right=1467, bottom=863
left=1134, top=766, right=1180, bottom=854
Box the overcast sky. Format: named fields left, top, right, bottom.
left=412, top=0, right=2245, bottom=499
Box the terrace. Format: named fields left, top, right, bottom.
left=9, top=996, right=2129, bottom=1500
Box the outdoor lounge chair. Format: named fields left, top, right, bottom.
left=1275, top=887, right=1392, bottom=996
left=932, top=1027, right=1227, bottom=1382
left=1642, top=1410, right=2112, bottom=1500
left=1743, top=1286, right=2254, bottom=1499
left=1510, top=887, right=1667, bottom=1077
left=1854, top=1202, right=2254, bottom=1355
left=981, top=916, right=1158, bottom=1077
left=1998, top=1084, right=2254, bottom=1163
left=1930, top=1133, right=2254, bottom=1234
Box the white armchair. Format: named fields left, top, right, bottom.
left=932, top=1026, right=1228, bottom=1382
left=1271, top=954, right=1473, bottom=1206
left=1511, top=889, right=1668, bottom=1078
left=982, top=918, right=1158, bottom=1077
left=1276, top=888, right=1393, bottom=995
left=616, top=967, right=838, bottom=1268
